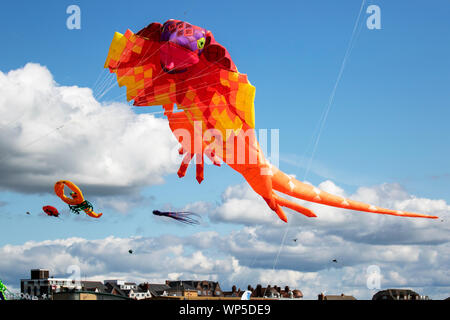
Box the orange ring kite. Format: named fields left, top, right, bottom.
left=54, top=180, right=102, bottom=218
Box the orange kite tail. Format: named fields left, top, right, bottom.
left=84, top=209, right=103, bottom=218
left=270, top=166, right=438, bottom=220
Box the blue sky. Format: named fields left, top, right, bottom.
left=4, top=0, right=449, bottom=194
left=0, top=0, right=449, bottom=299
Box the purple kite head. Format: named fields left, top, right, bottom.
left=159, top=19, right=208, bottom=72
left=161, top=20, right=207, bottom=52
left=135, top=19, right=237, bottom=73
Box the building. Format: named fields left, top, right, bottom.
left=53, top=291, right=131, bottom=300
left=82, top=281, right=106, bottom=293
left=104, top=280, right=151, bottom=300
left=372, top=289, right=427, bottom=300
left=241, top=284, right=303, bottom=299
left=21, top=269, right=82, bottom=298
left=139, top=283, right=171, bottom=297
left=318, top=293, right=357, bottom=300
left=19, top=269, right=306, bottom=301
left=162, top=281, right=199, bottom=297
left=223, top=285, right=246, bottom=298
left=165, top=280, right=224, bottom=297
left=20, top=269, right=152, bottom=300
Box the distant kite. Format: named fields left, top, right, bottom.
left=42, top=206, right=60, bottom=218
left=152, top=210, right=201, bottom=225
left=0, top=279, right=10, bottom=300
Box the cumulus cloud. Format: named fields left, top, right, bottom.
left=94, top=193, right=154, bottom=214
left=0, top=235, right=237, bottom=292
left=211, top=184, right=284, bottom=225
left=1, top=231, right=448, bottom=300
left=0, top=63, right=179, bottom=196
left=210, top=181, right=450, bottom=245
left=177, top=180, right=448, bottom=298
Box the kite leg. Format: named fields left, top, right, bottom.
left=165, top=104, right=205, bottom=181
left=196, top=159, right=204, bottom=183
left=272, top=193, right=317, bottom=218
left=233, top=163, right=290, bottom=221
left=271, top=203, right=288, bottom=223
left=270, top=166, right=438, bottom=219
left=233, top=158, right=437, bottom=222
left=204, top=147, right=221, bottom=166
left=178, top=153, right=193, bottom=178
left=84, top=208, right=103, bottom=218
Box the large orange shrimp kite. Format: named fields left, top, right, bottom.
left=104, top=19, right=437, bottom=222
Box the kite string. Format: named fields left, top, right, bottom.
left=235, top=247, right=261, bottom=293
left=264, top=0, right=366, bottom=298
left=303, top=0, right=366, bottom=180
left=95, top=27, right=163, bottom=100
left=0, top=123, right=69, bottom=162
left=97, top=24, right=212, bottom=101
left=97, top=23, right=221, bottom=101
left=103, top=52, right=229, bottom=104
left=100, top=26, right=232, bottom=102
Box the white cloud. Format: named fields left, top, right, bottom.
left=211, top=184, right=284, bottom=225
left=0, top=235, right=237, bottom=292
left=210, top=181, right=450, bottom=245
left=0, top=228, right=449, bottom=300
left=0, top=63, right=179, bottom=196
left=94, top=193, right=154, bottom=214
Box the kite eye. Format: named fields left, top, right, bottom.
left=197, top=37, right=205, bottom=50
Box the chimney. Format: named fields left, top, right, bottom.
left=256, top=284, right=262, bottom=297
left=140, top=283, right=149, bottom=291
left=31, top=269, right=49, bottom=280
